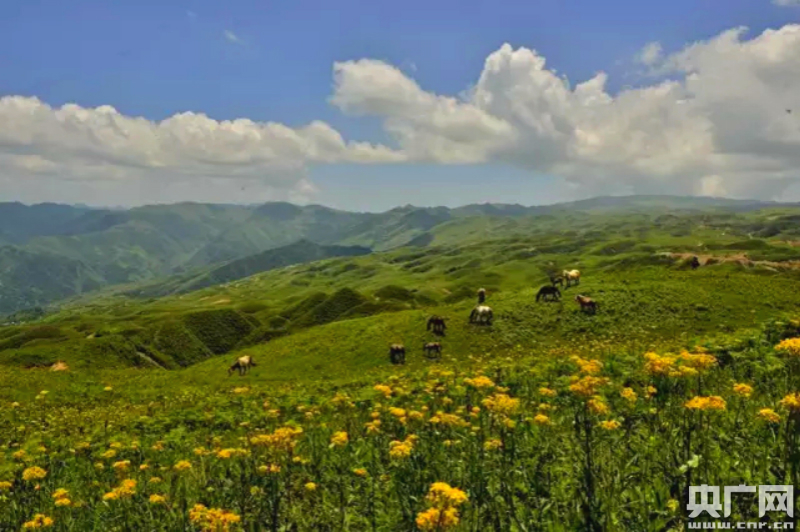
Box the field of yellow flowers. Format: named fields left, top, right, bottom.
left=4, top=319, right=800, bottom=531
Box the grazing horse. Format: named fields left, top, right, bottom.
left=423, top=342, right=442, bottom=359
left=477, top=288, right=486, bottom=304
left=562, top=269, right=581, bottom=287
left=469, top=305, right=494, bottom=325
left=228, top=355, right=256, bottom=377
left=389, top=344, right=406, bottom=365
left=550, top=275, right=564, bottom=287
left=427, top=316, right=447, bottom=336
left=690, top=256, right=701, bottom=270
left=575, top=295, right=597, bottom=314
left=536, top=285, right=561, bottom=302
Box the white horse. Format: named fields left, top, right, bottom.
left=562, top=269, right=581, bottom=287
left=228, top=355, right=256, bottom=377
left=469, top=305, right=494, bottom=325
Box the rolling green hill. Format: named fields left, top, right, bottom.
left=4, top=195, right=797, bottom=316
left=6, top=200, right=800, bottom=378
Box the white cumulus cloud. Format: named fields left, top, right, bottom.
left=3, top=23, right=800, bottom=205
left=332, top=24, right=800, bottom=199
left=0, top=96, right=403, bottom=204
left=637, top=42, right=663, bottom=66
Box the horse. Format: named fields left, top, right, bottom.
left=563, top=270, right=581, bottom=287
left=575, top=295, right=597, bottom=314
left=469, top=305, right=493, bottom=325
left=549, top=275, right=564, bottom=287
left=690, top=256, right=701, bottom=270
left=536, top=285, right=561, bottom=302
left=427, top=316, right=447, bottom=336
left=228, top=355, right=256, bottom=377
left=389, top=344, right=406, bottom=365
left=477, top=288, right=486, bottom=304
left=424, top=342, right=442, bottom=359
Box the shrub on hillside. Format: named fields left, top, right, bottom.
left=374, top=285, right=415, bottom=302
left=0, top=325, right=66, bottom=351
left=152, top=322, right=212, bottom=367
left=80, top=335, right=145, bottom=368
left=282, top=293, right=328, bottom=322
left=238, top=301, right=269, bottom=314
left=182, top=309, right=255, bottom=355
left=293, top=288, right=367, bottom=328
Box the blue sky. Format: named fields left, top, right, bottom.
left=1, top=0, right=799, bottom=210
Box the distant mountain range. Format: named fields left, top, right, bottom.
left=0, top=195, right=792, bottom=314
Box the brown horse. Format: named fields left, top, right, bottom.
left=575, top=295, right=597, bottom=314
left=424, top=342, right=442, bottom=359
left=228, top=355, right=256, bottom=376
left=389, top=344, right=406, bottom=365
left=427, top=316, right=447, bottom=336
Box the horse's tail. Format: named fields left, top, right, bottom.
left=536, top=290, right=542, bottom=302
left=469, top=308, right=477, bottom=322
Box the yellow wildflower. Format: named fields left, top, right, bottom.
left=685, top=396, right=727, bottom=411
left=173, top=460, right=192, bottom=472
left=22, top=467, right=47, bottom=482
left=463, top=376, right=495, bottom=389
left=587, top=397, right=610, bottom=415
left=484, top=439, right=503, bottom=451
left=758, top=408, right=781, bottom=423
left=781, top=393, right=800, bottom=411
left=599, top=420, right=621, bottom=430
left=22, top=514, right=54, bottom=529
left=776, top=337, right=800, bottom=357
left=733, top=383, right=753, bottom=398
left=330, top=431, right=349, bottom=447
left=620, top=388, right=637, bottom=403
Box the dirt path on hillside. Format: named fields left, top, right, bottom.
left=666, top=252, right=800, bottom=271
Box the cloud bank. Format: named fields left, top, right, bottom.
left=2, top=23, right=800, bottom=204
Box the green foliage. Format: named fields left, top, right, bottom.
left=182, top=309, right=255, bottom=355
left=0, top=326, right=65, bottom=351
left=151, top=321, right=212, bottom=368
left=292, top=288, right=368, bottom=329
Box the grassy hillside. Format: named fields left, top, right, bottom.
left=5, top=195, right=800, bottom=315
left=5, top=202, right=800, bottom=529
left=6, top=204, right=800, bottom=378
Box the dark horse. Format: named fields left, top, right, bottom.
left=389, top=344, right=406, bottom=365
left=575, top=295, right=597, bottom=314
left=427, top=316, right=447, bottom=336
left=424, top=342, right=442, bottom=359
left=477, top=288, right=486, bottom=304
left=690, top=256, right=701, bottom=270
left=549, top=275, right=564, bottom=287
left=536, top=285, right=561, bottom=302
